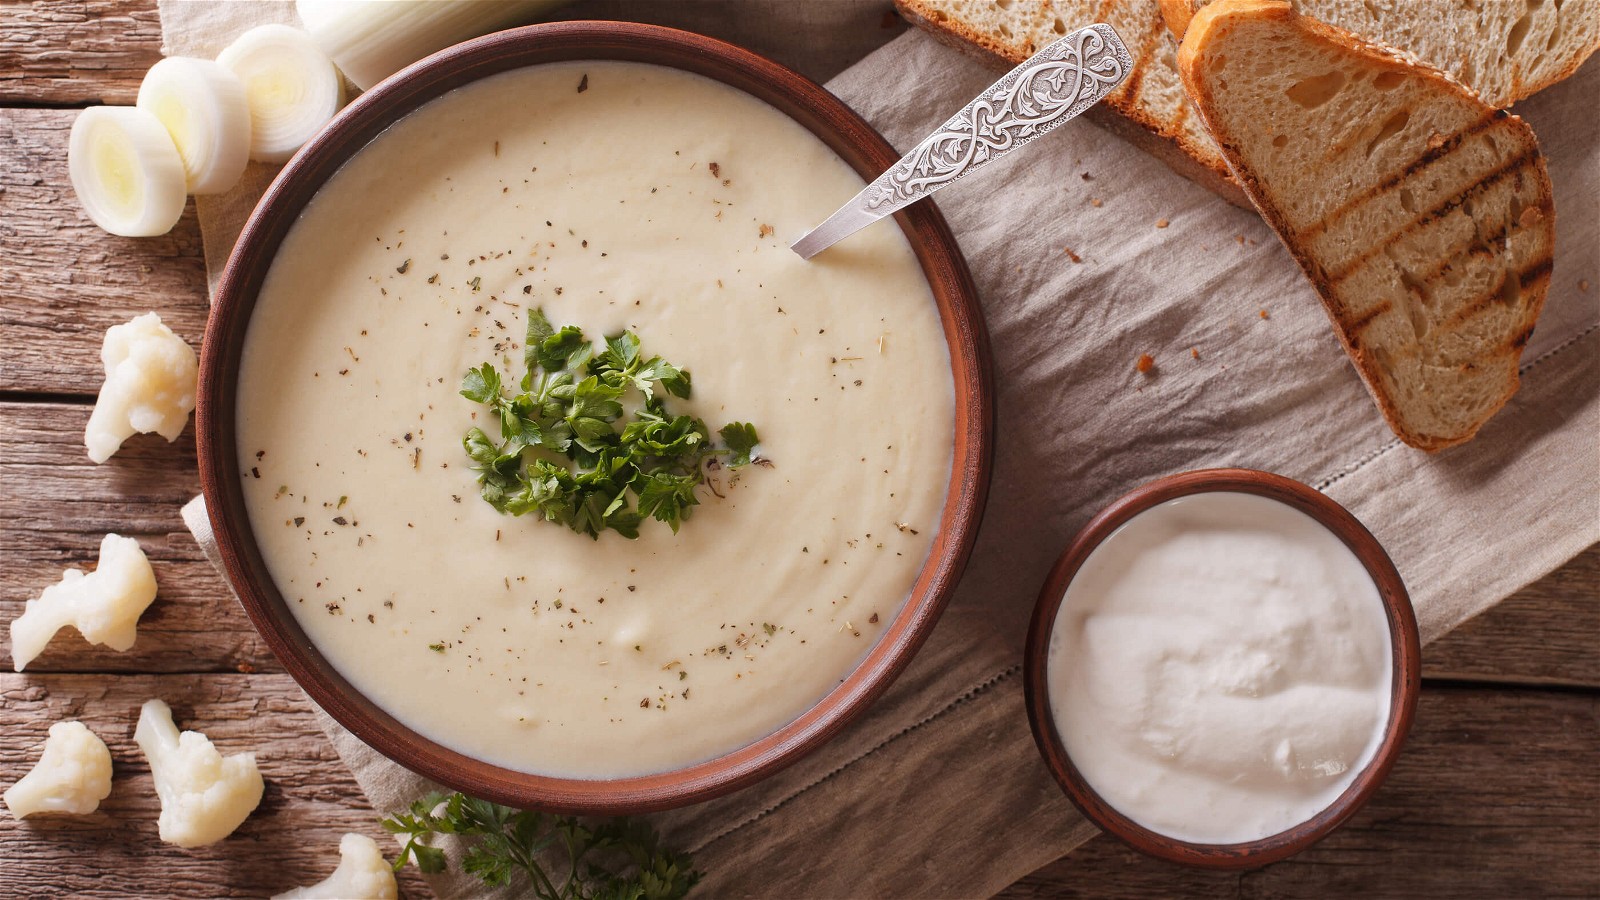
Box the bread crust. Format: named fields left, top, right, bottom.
left=896, top=0, right=1595, bottom=217
left=1167, top=0, right=1600, bottom=102
left=1179, top=0, right=1555, bottom=451
left=1158, top=0, right=1198, bottom=39
left=894, top=0, right=1249, bottom=207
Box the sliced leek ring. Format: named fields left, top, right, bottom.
left=136, top=57, right=251, bottom=195
left=68, top=107, right=188, bottom=238
left=217, top=24, right=344, bottom=164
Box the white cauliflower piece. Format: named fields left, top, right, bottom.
left=3, top=721, right=114, bottom=818
left=85, top=311, right=197, bottom=463
left=134, top=699, right=264, bottom=848
left=10, top=533, right=157, bottom=671
left=274, top=833, right=398, bottom=899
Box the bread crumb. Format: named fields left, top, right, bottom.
left=1234, top=235, right=1245, bottom=245
left=758, top=223, right=774, bottom=238
left=1063, top=246, right=1082, bottom=263
left=1259, top=309, right=1270, bottom=319
left=1580, top=279, right=1590, bottom=292
left=1155, top=219, right=1170, bottom=229
left=1136, top=353, right=1155, bottom=374
left=1080, top=172, right=1092, bottom=181
left=1091, top=198, right=1103, bottom=208
left=1190, top=347, right=1200, bottom=360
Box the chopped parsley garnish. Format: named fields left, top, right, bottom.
left=460, top=308, right=763, bottom=539
left=381, top=791, right=699, bottom=899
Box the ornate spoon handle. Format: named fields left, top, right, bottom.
left=791, top=23, right=1132, bottom=260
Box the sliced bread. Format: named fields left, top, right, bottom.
left=1178, top=0, right=1555, bottom=451
left=893, top=0, right=1247, bottom=205
left=896, top=0, right=1596, bottom=205
left=1161, top=0, right=1600, bottom=108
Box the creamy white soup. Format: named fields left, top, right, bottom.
left=237, top=62, right=954, bottom=777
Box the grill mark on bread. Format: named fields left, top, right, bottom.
left=1506, top=321, right=1537, bottom=352
left=1327, top=149, right=1538, bottom=286
left=1115, top=8, right=1157, bottom=104
left=1438, top=254, right=1552, bottom=332
left=1406, top=195, right=1552, bottom=290
left=1296, top=111, right=1504, bottom=242
left=1345, top=299, right=1394, bottom=337
left=894, top=0, right=1248, bottom=204
left=1173, top=0, right=1559, bottom=451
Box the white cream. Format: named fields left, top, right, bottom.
left=236, top=62, right=954, bottom=778
left=1047, top=491, right=1392, bottom=845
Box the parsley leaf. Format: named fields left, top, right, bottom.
left=460, top=363, right=501, bottom=405
left=539, top=325, right=592, bottom=372
left=381, top=791, right=701, bottom=900
left=718, top=423, right=761, bottom=468
left=458, top=309, right=766, bottom=539
left=634, top=471, right=700, bottom=532
left=463, top=427, right=500, bottom=467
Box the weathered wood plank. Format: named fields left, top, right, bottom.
left=0, top=673, right=430, bottom=899
left=1425, top=544, right=1600, bottom=688
left=0, top=402, right=274, bottom=674
left=0, top=108, right=210, bottom=396
left=5, top=399, right=1598, bottom=683
left=0, top=0, right=165, bottom=106
left=999, top=687, right=1600, bottom=899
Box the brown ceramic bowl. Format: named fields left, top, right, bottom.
left=1024, top=469, right=1420, bottom=868
left=195, top=22, right=992, bottom=814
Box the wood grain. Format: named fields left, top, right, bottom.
left=1000, top=687, right=1600, bottom=899
left=1, top=4, right=1597, bottom=898
left=0, top=109, right=210, bottom=397
left=5, top=393, right=1597, bottom=683
left=1425, top=545, right=1600, bottom=688
left=0, top=0, right=164, bottom=106
left=0, top=402, right=274, bottom=674
left=0, top=673, right=428, bottom=899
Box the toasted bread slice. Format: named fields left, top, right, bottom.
left=896, top=0, right=1596, bottom=207
left=1162, top=0, right=1599, bottom=108
left=894, top=0, right=1247, bottom=206
left=1179, top=0, right=1555, bottom=451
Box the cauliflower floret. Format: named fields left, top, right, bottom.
left=134, top=699, right=264, bottom=848
left=274, top=833, right=398, bottom=899
left=85, top=311, right=197, bottom=464
left=3, top=721, right=114, bottom=818
left=10, top=533, right=157, bottom=671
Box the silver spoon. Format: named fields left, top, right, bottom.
left=791, top=23, right=1133, bottom=260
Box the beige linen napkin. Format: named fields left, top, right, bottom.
left=166, top=2, right=1599, bottom=896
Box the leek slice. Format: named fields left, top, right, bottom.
left=218, top=24, right=345, bottom=164
left=136, top=57, right=251, bottom=195
left=68, top=107, right=188, bottom=238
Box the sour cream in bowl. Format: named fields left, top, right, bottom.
left=1024, top=469, right=1419, bottom=867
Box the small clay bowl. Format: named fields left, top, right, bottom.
left=1024, top=468, right=1420, bottom=868
left=196, top=23, right=992, bottom=814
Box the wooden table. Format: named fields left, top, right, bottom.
left=2, top=2, right=1595, bottom=896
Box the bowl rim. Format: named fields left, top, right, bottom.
left=196, top=21, right=993, bottom=814
left=1023, top=468, right=1421, bottom=868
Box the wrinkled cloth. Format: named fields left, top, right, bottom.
left=164, top=1, right=1599, bottom=896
